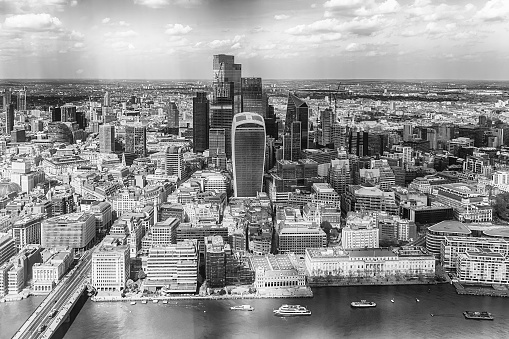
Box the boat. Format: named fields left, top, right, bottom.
left=390, top=299, right=394, bottom=303
left=141, top=300, right=147, bottom=304
left=152, top=299, right=159, bottom=303
left=230, top=305, right=254, bottom=311
left=463, top=311, right=494, bottom=320
left=130, top=301, right=136, bottom=305
left=162, top=300, right=168, bottom=304
left=273, top=304, right=311, bottom=316
left=416, top=298, right=420, bottom=302
left=351, top=300, right=376, bottom=308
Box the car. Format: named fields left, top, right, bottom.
left=38, top=324, right=47, bottom=333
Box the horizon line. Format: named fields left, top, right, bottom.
left=1, top=78, right=509, bottom=82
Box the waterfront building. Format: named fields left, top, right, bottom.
left=0, top=233, right=15, bottom=266
left=11, top=215, right=43, bottom=251
left=377, top=214, right=417, bottom=243
left=92, top=236, right=130, bottom=292
left=305, top=246, right=435, bottom=278
left=277, top=227, right=327, bottom=255
left=150, top=218, right=180, bottom=247
left=192, top=92, right=209, bottom=153
left=232, top=112, right=266, bottom=198
left=204, top=235, right=226, bottom=288
left=426, top=220, right=471, bottom=259
left=41, top=212, right=96, bottom=251
left=457, top=248, right=509, bottom=285
left=441, top=236, right=509, bottom=271
left=342, top=212, right=379, bottom=249
left=99, top=124, right=115, bottom=153
left=250, top=253, right=306, bottom=289
left=176, top=222, right=228, bottom=255
left=32, top=248, right=73, bottom=294
left=143, top=239, right=199, bottom=292
left=125, top=125, right=147, bottom=157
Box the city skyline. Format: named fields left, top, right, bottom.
left=1, top=0, right=509, bottom=80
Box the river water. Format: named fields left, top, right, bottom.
left=2, top=285, right=507, bottom=339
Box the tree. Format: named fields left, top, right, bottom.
left=320, top=221, right=333, bottom=245
left=493, top=192, right=509, bottom=220
left=138, top=269, right=147, bottom=280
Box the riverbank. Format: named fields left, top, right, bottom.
left=453, top=281, right=509, bottom=297
left=308, top=277, right=446, bottom=287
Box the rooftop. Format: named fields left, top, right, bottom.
left=427, top=220, right=472, bottom=235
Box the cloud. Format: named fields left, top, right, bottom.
left=475, top=0, right=509, bottom=22
left=111, top=41, right=135, bottom=50
left=208, top=35, right=244, bottom=49
left=70, top=0, right=78, bottom=6
left=286, top=16, right=387, bottom=36
left=274, top=14, right=290, bottom=20
left=345, top=42, right=365, bottom=52
left=133, top=0, right=201, bottom=8
left=70, top=30, right=84, bottom=40
left=164, top=23, right=192, bottom=35
left=76, top=69, right=84, bottom=74
left=73, top=42, right=84, bottom=48
left=1, top=0, right=73, bottom=13
left=323, top=0, right=400, bottom=17
left=104, top=30, right=138, bottom=38
left=102, top=17, right=111, bottom=24
left=3, top=13, right=62, bottom=31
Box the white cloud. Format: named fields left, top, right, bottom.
left=111, top=41, right=135, bottom=50
left=3, top=13, right=62, bottom=31
left=345, top=42, right=365, bottom=51
left=2, top=0, right=72, bottom=13
left=76, top=69, right=83, bottom=74
left=286, top=16, right=387, bottom=36
left=323, top=0, right=400, bottom=17
left=134, top=0, right=170, bottom=8
left=208, top=35, right=244, bottom=49
left=231, top=42, right=241, bottom=49
left=311, top=3, right=317, bottom=8
left=274, top=14, right=290, bottom=20
left=70, top=0, right=78, bottom=6
left=165, top=23, right=192, bottom=35
left=70, top=30, right=84, bottom=40
left=104, top=30, right=138, bottom=38
left=73, top=42, right=84, bottom=48
left=475, top=0, right=509, bottom=22
left=119, top=21, right=130, bottom=27
left=102, top=17, right=111, bottom=24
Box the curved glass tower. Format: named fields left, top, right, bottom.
left=232, top=112, right=266, bottom=197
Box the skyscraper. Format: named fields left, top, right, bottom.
left=241, top=77, right=264, bottom=117
left=103, top=91, right=110, bottom=107
left=210, top=54, right=241, bottom=158
left=232, top=112, right=266, bottom=197
left=125, top=125, right=147, bottom=157
left=6, top=104, right=14, bottom=135
left=167, top=102, right=179, bottom=128
left=2, top=88, right=11, bottom=110
left=99, top=124, right=115, bottom=153
left=285, top=92, right=309, bottom=151
left=50, top=107, right=61, bottom=122
left=61, top=105, right=76, bottom=122
left=165, top=146, right=183, bottom=179
left=17, top=88, right=26, bottom=111
left=192, top=92, right=209, bottom=153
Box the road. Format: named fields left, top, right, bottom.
left=13, top=250, right=93, bottom=339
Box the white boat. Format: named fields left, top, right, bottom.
left=141, top=300, right=147, bottom=304
left=230, top=305, right=254, bottom=311
left=391, top=299, right=394, bottom=303
left=153, top=299, right=159, bottom=303
left=416, top=298, right=420, bottom=302
left=162, top=300, right=168, bottom=304
left=351, top=300, right=376, bottom=308
left=273, top=304, right=311, bottom=316
left=130, top=301, right=136, bottom=305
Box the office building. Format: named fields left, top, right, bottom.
left=12, top=215, right=43, bottom=251
left=277, top=227, right=327, bottom=255
left=192, top=92, right=209, bottom=153
left=250, top=254, right=306, bottom=289
left=41, top=212, right=96, bottom=250
left=285, top=93, right=309, bottom=151
left=0, top=233, right=15, bottom=266
left=6, top=104, right=14, bottom=135
left=232, top=112, right=266, bottom=197
left=165, top=146, right=184, bottom=180
left=144, top=239, right=199, bottom=292
left=457, top=248, right=509, bottom=285
left=61, top=105, right=77, bottom=122
left=50, top=106, right=61, bottom=122
left=150, top=218, right=180, bottom=247
left=167, top=102, right=179, bottom=128
left=241, top=77, right=264, bottom=117
left=426, top=220, right=471, bottom=259
left=342, top=213, right=379, bottom=249
left=125, top=125, right=147, bottom=157
left=89, top=201, right=113, bottom=234
left=33, top=248, right=73, bottom=294
left=92, top=236, right=130, bottom=291
left=99, top=124, right=115, bottom=153
left=204, top=235, right=226, bottom=288
left=3, top=88, right=11, bottom=110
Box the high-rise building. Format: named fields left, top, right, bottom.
left=125, top=125, right=147, bottom=157
left=50, top=107, right=61, bottom=122
left=17, top=88, right=26, bottom=111
left=165, top=146, right=183, bottom=179
left=2, top=88, right=11, bottom=110
left=11, top=215, right=43, bottom=251
left=103, top=91, right=110, bottom=107
left=61, top=105, right=76, bottom=122
left=241, top=77, right=264, bottom=117
left=319, top=108, right=335, bottom=146
left=99, top=124, right=115, bottom=153
left=210, top=54, right=241, bottom=158
left=167, top=102, right=179, bottom=128
left=285, top=93, right=309, bottom=151
left=6, top=103, right=14, bottom=135
left=209, top=128, right=226, bottom=156
left=232, top=112, right=266, bottom=197
left=192, top=92, right=209, bottom=153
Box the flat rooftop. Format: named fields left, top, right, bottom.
left=427, top=220, right=472, bottom=235
left=483, top=227, right=509, bottom=238
left=249, top=254, right=295, bottom=271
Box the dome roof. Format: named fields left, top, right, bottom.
left=0, top=181, right=22, bottom=197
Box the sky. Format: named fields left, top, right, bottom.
left=0, top=0, right=508, bottom=80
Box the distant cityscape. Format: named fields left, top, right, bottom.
left=2, top=53, right=509, bottom=336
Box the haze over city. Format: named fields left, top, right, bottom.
left=1, top=0, right=509, bottom=80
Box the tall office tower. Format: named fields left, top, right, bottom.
left=403, top=123, right=413, bottom=141
left=192, top=92, right=209, bottom=153
left=103, top=91, right=110, bottom=107
left=125, top=125, right=147, bottom=157
left=285, top=92, right=309, bottom=150
left=165, top=146, right=183, bottom=179
left=209, top=128, right=226, bottom=156
left=282, top=121, right=302, bottom=161
left=61, top=105, right=76, bottom=122
left=320, top=108, right=335, bottom=146
left=6, top=104, right=14, bottom=135
left=232, top=112, right=266, bottom=197
left=17, top=88, right=26, bottom=111
left=331, top=123, right=348, bottom=149
left=50, top=107, right=61, bottom=122
left=210, top=54, right=241, bottom=158
left=167, top=102, right=179, bottom=128
left=2, top=88, right=11, bottom=110
left=328, top=159, right=352, bottom=195
left=76, top=111, right=87, bottom=130
left=241, top=77, right=264, bottom=117
left=348, top=129, right=368, bottom=157
left=99, top=124, right=115, bottom=153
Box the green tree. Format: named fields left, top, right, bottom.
left=320, top=221, right=333, bottom=245
left=493, top=192, right=509, bottom=220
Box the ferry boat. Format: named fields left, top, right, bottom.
left=463, top=311, right=494, bottom=320
left=141, top=300, right=147, bottom=304
left=273, top=304, right=311, bottom=316
left=351, top=300, right=376, bottom=308
left=152, top=299, right=159, bottom=303
left=130, top=301, right=136, bottom=305
left=162, top=300, right=168, bottom=304
left=230, top=305, right=254, bottom=311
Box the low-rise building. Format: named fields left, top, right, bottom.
left=426, top=220, right=471, bottom=259
left=250, top=253, right=306, bottom=289
left=457, top=248, right=509, bottom=285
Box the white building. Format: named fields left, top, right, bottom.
left=11, top=215, right=43, bottom=251
left=33, top=249, right=73, bottom=294
left=342, top=212, right=379, bottom=249
left=92, top=237, right=130, bottom=292
left=441, top=236, right=509, bottom=271
left=457, top=249, right=509, bottom=285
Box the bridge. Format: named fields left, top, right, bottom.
left=13, top=250, right=94, bottom=339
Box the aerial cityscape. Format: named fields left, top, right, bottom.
left=1, top=0, right=509, bottom=339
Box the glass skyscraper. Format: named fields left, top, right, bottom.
left=232, top=112, right=266, bottom=197
left=241, top=77, right=264, bottom=117
left=285, top=92, right=309, bottom=153
left=192, top=92, right=209, bottom=153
